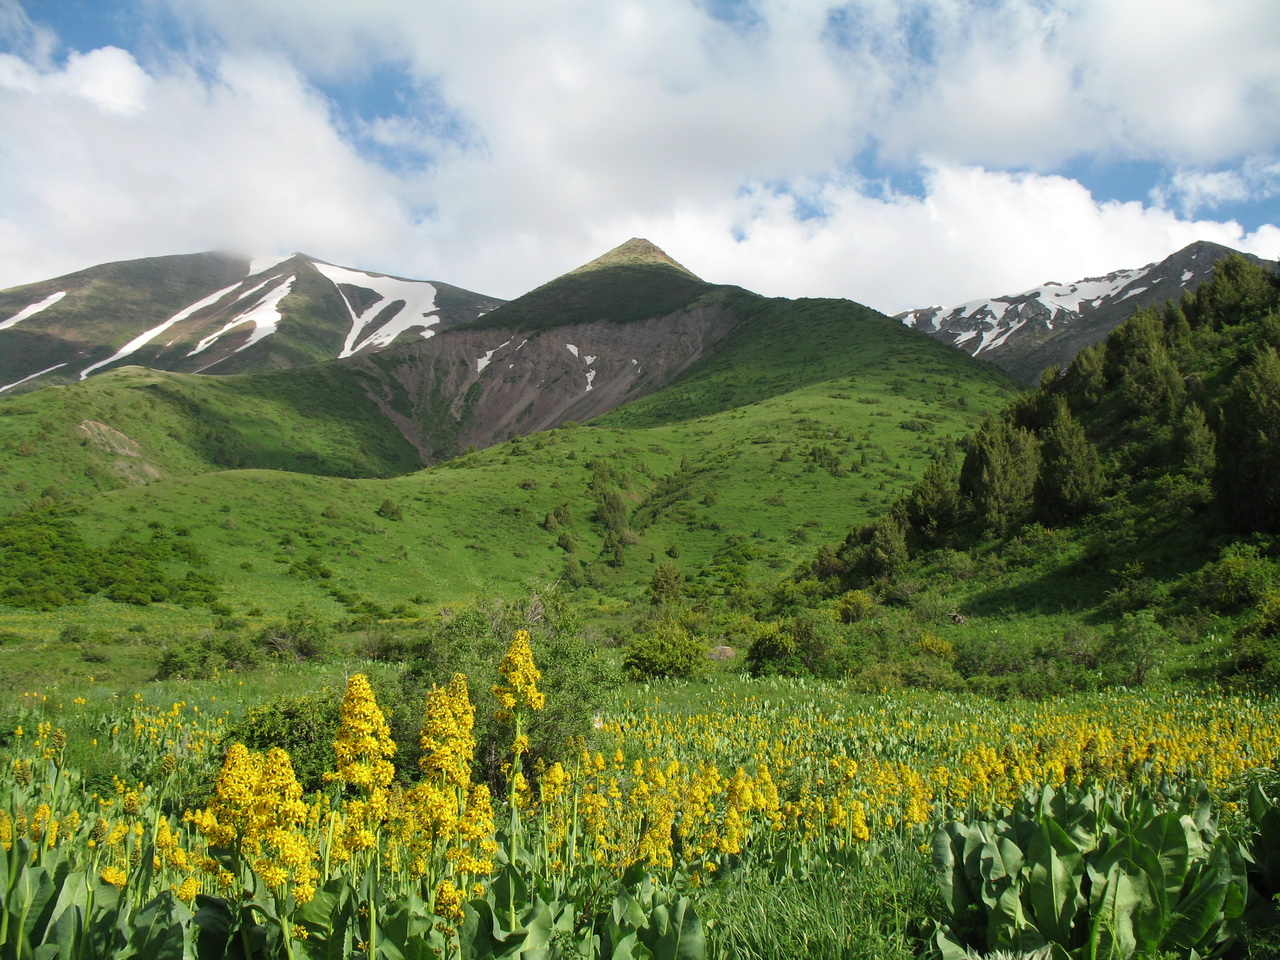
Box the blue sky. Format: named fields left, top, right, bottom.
left=1, top=0, right=1277, bottom=313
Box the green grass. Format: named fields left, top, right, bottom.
left=0, top=291, right=1024, bottom=690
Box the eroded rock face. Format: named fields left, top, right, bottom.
left=77, top=419, right=163, bottom=482
left=349, top=299, right=745, bottom=463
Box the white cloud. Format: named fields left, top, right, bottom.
left=595, top=163, right=1280, bottom=314
left=1155, top=157, right=1280, bottom=217
left=0, top=0, right=1276, bottom=316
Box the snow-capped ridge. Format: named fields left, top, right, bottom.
left=894, top=240, right=1268, bottom=383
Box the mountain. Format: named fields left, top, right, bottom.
left=0, top=251, right=503, bottom=393
left=0, top=238, right=1024, bottom=663
left=895, top=241, right=1273, bottom=383
left=337, top=239, right=762, bottom=461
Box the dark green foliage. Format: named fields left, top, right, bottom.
left=905, top=454, right=962, bottom=544
left=154, top=632, right=264, bottom=680
left=1100, top=608, right=1168, bottom=685
left=932, top=780, right=1246, bottom=959
left=1177, top=403, right=1217, bottom=481
left=0, top=506, right=219, bottom=610
left=464, top=253, right=721, bottom=334
left=1188, top=252, right=1279, bottom=328
left=596, top=489, right=629, bottom=534
left=1033, top=398, right=1105, bottom=525
left=958, top=417, right=1040, bottom=533
left=648, top=560, right=685, bottom=605
left=256, top=605, right=332, bottom=661
left=622, top=619, right=704, bottom=680
left=814, top=252, right=1280, bottom=690
left=840, top=513, right=911, bottom=582
left=376, top=498, right=404, bottom=521
left=1215, top=346, right=1280, bottom=533
left=227, top=691, right=343, bottom=793
left=1105, top=308, right=1186, bottom=418
left=746, top=612, right=848, bottom=677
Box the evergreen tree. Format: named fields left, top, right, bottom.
left=1177, top=403, right=1217, bottom=482
left=958, top=417, right=1041, bottom=532
left=1215, top=345, right=1280, bottom=532
left=1060, top=341, right=1105, bottom=411
left=1033, top=397, right=1105, bottom=524
left=1193, top=253, right=1279, bottom=328
left=648, top=560, right=684, bottom=605
left=905, top=454, right=961, bottom=543
left=866, top=513, right=909, bottom=579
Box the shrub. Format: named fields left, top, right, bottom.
left=622, top=620, right=704, bottom=680
left=836, top=590, right=876, bottom=623
left=256, top=605, right=331, bottom=661
left=226, top=691, right=343, bottom=793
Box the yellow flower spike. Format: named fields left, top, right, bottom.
left=492, top=629, right=545, bottom=717
left=419, top=673, right=476, bottom=788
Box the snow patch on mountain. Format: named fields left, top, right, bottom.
left=311, top=262, right=441, bottom=358
left=477, top=339, right=512, bottom=373
left=0, top=291, right=66, bottom=330
left=80, top=281, right=244, bottom=379
left=188, top=276, right=294, bottom=362
left=1, top=362, right=68, bottom=393
left=565, top=343, right=579, bottom=357
left=898, top=265, right=1152, bottom=357
left=248, top=253, right=293, bottom=277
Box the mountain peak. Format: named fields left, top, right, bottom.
left=569, top=238, right=700, bottom=281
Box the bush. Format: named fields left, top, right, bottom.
left=836, top=590, right=876, bottom=623
left=398, top=588, right=617, bottom=789
left=226, top=692, right=343, bottom=793
left=256, top=605, right=331, bottom=661
left=154, top=632, right=263, bottom=680
left=622, top=620, right=704, bottom=680
left=746, top=612, right=848, bottom=678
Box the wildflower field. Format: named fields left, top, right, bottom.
left=3, top=635, right=1280, bottom=959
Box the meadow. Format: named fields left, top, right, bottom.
left=3, top=633, right=1278, bottom=959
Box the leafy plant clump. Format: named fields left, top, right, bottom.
left=932, top=780, right=1246, bottom=959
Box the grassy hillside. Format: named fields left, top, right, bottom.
left=466, top=239, right=735, bottom=332
left=775, top=254, right=1280, bottom=695
left=0, top=363, right=425, bottom=512
left=0, top=298, right=1021, bottom=688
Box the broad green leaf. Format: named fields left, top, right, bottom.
left=1027, top=818, right=1084, bottom=945
left=646, top=898, right=704, bottom=960
left=932, top=825, right=973, bottom=918
left=1088, top=860, right=1148, bottom=960
left=1135, top=812, right=1191, bottom=901
left=1164, top=846, right=1234, bottom=951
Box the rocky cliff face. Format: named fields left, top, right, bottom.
left=349, top=295, right=746, bottom=462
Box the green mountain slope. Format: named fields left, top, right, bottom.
left=0, top=289, right=1022, bottom=670
left=0, top=363, right=424, bottom=511
left=465, top=238, right=728, bottom=332
left=796, top=253, right=1280, bottom=693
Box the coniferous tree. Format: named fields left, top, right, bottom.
left=1193, top=253, right=1279, bottom=328
left=1177, top=403, right=1217, bottom=482
left=1215, top=345, right=1280, bottom=532
left=1033, top=397, right=1105, bottom=525
left=905, top=454, right=961, bottom=544
left=648, top=560, right=684, bottom=605
left=958, top=417, right=1041, bottom=532
left=1060, top=341, right=1105, bottom=411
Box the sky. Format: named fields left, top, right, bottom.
left=1, top=0, right=1278, bottom=315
